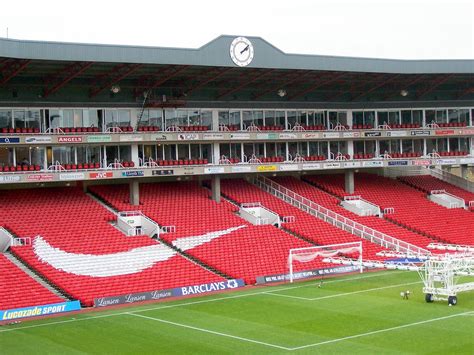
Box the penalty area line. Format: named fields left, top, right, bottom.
left=263, top=281, right=422, bottom=301
left=126, top=312, right=291, bottom=351
left=289, top=311, right=474, bottom=351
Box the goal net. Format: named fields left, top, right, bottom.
left=288, top=242, right=363, bottom=283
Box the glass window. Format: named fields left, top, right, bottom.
left=164, top=110, right=178, bottom=129
left=265, top=142, right=276, bottom=157
left=459, top=138, right=469, bottom=152
left=178, top=144, right=189, bottom=160
left=52, top=146, right=75, bottom=164
left=401, top=139, right=413, bottom=153
left=0, top=110, right=12, bottom=129
left=449, top=138, right=459, bottom=151
left=287, top=111, right=297, bottom=128
left=189, top=110, right=200, bottom=126
left=13, top=110, right=26, bottom=129
left=435, top=109, right=447, bottom=124
left=379, top=140, right=390, bottom=154
left=201, top=111, right=212, bottom=130
left=276, top=142, right=286, bottom=159
left=201, top=144, right=212, bottom=162
left=230, top=110, right=241, bottom=128
left=264, top=111, right=275, bottom=126
left=164, top=144, right=177, bottom=160
left=190, top=144, right=200, bottom=159
left=62, top=109, right=74, bottom=127
left=77, top=146, right=101, bottom=164
left=84, top=109, right=99, bottom=128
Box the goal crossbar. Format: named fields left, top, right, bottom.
left=288, top=242, right=363, bottom=283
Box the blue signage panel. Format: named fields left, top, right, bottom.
left=121, top=170, right=144, bottom=177
left=0, top=137, right=20, bottom=144
left=174, top=279, right=245, bottom=297
left=388, top=160, right=408, bottom=166
left=0, top=301, right=81, bottom=321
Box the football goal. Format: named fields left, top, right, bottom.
left=288, top=241, right=363, bottom=283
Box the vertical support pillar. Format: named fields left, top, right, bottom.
left=211, top=174, right=221, bottom=203
left=211, top=109, right=219, bottom=132
left=213, top=142, right=220, bottom=165
left=129, top=179, right=140, bottom=206
left=345, top=170, right=355, bottom=194
left=131, top=144, right=140, bottom=167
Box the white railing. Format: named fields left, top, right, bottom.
left=282, top=216, right=295, bottom=223
left=13, top=237, right=31, bottom=246
left=428, top=167, right=474, bottom=193
left=383, top=207, right=395, bottom=214
left=47, top=161, right=65, bottom=171
left=161, top=226, right=176, bottom=233
left=252, top=175, right=430, bottom=256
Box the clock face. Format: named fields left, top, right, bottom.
left=230, top=37, right=254, bottom=67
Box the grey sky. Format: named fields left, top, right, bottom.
left=1, top=0, right=473, bottom=59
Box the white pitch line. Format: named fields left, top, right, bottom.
left=264, top=281, right=422, bottom=301
left=0, top=270, right=407, bottom=334
left=126, top=312, right=291, bottom=351
left=289, top=311, right=474, bottom=351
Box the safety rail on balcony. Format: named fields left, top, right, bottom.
left=251, top=174, right=430, bottom=256
left=427, top=166, right=474, bottom=193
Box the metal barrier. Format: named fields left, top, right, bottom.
left=428, top=167, right=474, bottom=193
left=251, top=175, right=430, bottom=256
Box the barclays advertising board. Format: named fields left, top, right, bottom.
left=94, top=279, right=245, bottom=307
left=0, top=301, right=81, bottom=321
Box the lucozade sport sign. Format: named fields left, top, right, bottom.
left=0, top=301, right=81, bottom=321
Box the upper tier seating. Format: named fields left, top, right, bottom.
left=0, top=188, right=223, bottom=306
left=0, top=254, right=64, bottom=311
left=90, top=182, right=329, bottom=284
left=274, top=176, right=437, bottom=250
left=307, top=173, right=474, bottom=245
left=219, top=179, right=387, bottom=260
left=398, top=175, right=474, bottom=210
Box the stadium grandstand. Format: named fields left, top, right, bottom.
left=0, top=34, right=473, bottom=328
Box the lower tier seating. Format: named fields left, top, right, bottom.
left=0, top=254, right=64, bottom=311
left=308, top=173, right=474, bottom=245
left=398, top=175, right=474, bottom=210
left=90, top=182, right=330, bottom=284
left=0, top=187, right=223, bottom=306
left=219, top=179, right=387, bottom=260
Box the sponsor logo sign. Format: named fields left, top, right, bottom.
left=344, top=161, right=362, bottom=168
left=435, top=130, right=455, bottom=136
left=150, top=134, right=168, bottom=141
left=0, top=175, right=21, bottom=182
left=256, top=133, right=278, bottom=139
left=25, top=136, right=52, bottom=143
left=256, top=165, right=277, bottom=172
left=412, top=160, right=431, bottom=166
left=325, top=162, right=341, bottom=169
left=119, top=135, right=143, bottom=142
left=410, top=130, right=430, bottom=136
left=94, top=279, right=245, bottom=307
left=204, top=167, right=225, bottom=174
left=183, top=167, right=195, bottom=175
left=388, top=160, right=408, bottom=166
left=231, top=166, right=252, bottom=173
left=87, top=135, right=112, bottom=143
left=121, top=171, right=144, bottom=177
left=255, top=266, right=361, bottom=284
left=176, top=279, right=244, bottom=297
left=152, top=169, right=174, bottom=176
left=342, top=132, right=361, bottom=138
left=460, top=129, right=474, bottom=135
left=387, top=131, right=407, bottom=137
left=59, top=172, right=85, bottom=180
left=460, top=158, right=474, bottom=164
left=279, top=133, right=297, bottom=139
left=364, top=131, right=382, bottom=137
left=302, top=163, right=321, bottom=170
left=0, top=301, right=81, bottom=321
left=89, top=171, right=114, bottom=179
left=0, top=137, right=20, bottom=144
left=279, top=164, right=299, bottom=171
left=202, top=133, right=225, bottom=140
left=362, top=161, right=383, bottom=167
left=94, top=289, right=174, bottom=307
left=178, top=133, right=199, bottom=141
left=58, top=136, right=83, bottom=143
left=436, top=159, right=457, bottom=165
left=322, top=132, right=340, bottom=138
left=230, top=133, right=250, bottom=140
left=302, top=133, right=319, bottom=139
left=27, top=174, right=54, bottom=181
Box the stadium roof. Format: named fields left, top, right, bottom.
left=1, top=35, right=474, bottom=105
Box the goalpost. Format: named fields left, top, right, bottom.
left=288, top=242, right=363, bottom=283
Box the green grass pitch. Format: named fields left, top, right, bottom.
left=1, top=270, right=473, bottom=354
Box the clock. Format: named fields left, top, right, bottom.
left=229, top=37, right=254, bottom=67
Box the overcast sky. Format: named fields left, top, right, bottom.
left=1, top=0, right=473, bottom=59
